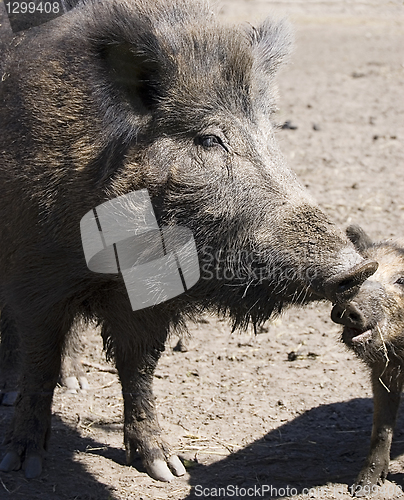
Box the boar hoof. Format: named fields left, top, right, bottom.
left=145, top=455, right=186, bottom=482
left=352, top=483, right=384, bottom=498
left=352, top=470, right=387, bottom=497
left=78, top=376, right=90, bottom=392
left=0, top=451, right=43, bottom=479
left=146, top=458, right=174, bottom=482
left=168, top=455, right=186, bottom=476
left=63, top=376, right=80, bottom=393
left=23, top=454, right=43, bottom=479
left=63, top=375, right=89, bottom=394
left=352, top=484, right=371, bottom=498
left=0, top=451, right=21, bottom=472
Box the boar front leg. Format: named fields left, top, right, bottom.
left=353, top=364, right=404, bottom=497
left=0, top=305, right=21, bottom=406
left=101, top=312, right=186, bottom=482
left=0, top=305, right=70, bottom=478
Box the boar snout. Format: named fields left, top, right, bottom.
left=331, top=301, right=367, bottom=330
left=331, top=301, right=375, bottom=347
left=324, top=260, right=378, bottom=304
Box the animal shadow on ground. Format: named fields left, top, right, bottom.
left=0, top=405, right=127, bottom=500
left=0, top=398, right=403, bottom=499
left=183, top=398, right=404, bottom=499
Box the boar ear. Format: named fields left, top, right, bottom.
left=346, top=225, right=374, bottom=253
left=100, top=42, right=160, bottom=113
left=247, top=18, right=293, bottom=75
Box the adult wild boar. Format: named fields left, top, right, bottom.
left=332, top=226, right=404, bottom=496
left=0, top=0, right=376, bottom=482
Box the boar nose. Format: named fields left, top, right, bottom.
left=331, top=301, right=367, bottom=329
left=324, top=260, right=378, bottom=304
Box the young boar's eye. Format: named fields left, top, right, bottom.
left=196, top=135, right=226, bottom=150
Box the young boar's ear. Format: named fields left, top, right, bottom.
left=346, top=224, right=374, bottom=253
left=100, top=42, right=160, bottom=113
left=247, top=18, right=293, bottom=76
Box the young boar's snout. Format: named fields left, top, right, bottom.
left=331, top=301, right=367, bottom=329
left=324, top=260, right=378, bottom=304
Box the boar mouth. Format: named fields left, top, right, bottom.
left=342, top=326, right=373, bottom=346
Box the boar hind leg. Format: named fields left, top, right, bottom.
left=353, top=365, right=404, bottom=496
left=0, top=306, right=71, bottom=479
left=1, top=307, right=88, bottom=398
left=0, top=306, right=21, bottom=406
left=101, top=312, right=186, bottom=482
left=59, top=327, right=89, bottom=394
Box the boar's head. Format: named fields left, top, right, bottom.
left=0, top=0, right=377, bottom=328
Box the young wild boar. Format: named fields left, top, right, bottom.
left=0, top=0, right=377, bottom=482
left=332, top=225, right=404, bottom=496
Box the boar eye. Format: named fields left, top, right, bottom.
left=196, top=135, right=225, bottom=150
left=395, top=277, right=404, bottom=286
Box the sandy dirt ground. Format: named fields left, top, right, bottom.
left=0, top=1, right=403, bottom=499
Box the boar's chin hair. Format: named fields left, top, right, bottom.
left=344, top=327, right=404, bottom=368
left=154, top=184, right=314, bottom=332
left=164, top=269, right=311, bottom=336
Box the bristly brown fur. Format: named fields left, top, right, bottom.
left=338, top=225, right=404, bottom=491
left=0, top=0, right=365, bottom=480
